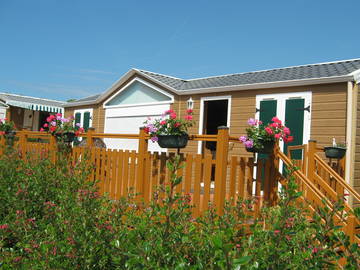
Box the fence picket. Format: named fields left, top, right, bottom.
left=202, top=154, right=212, bottom=212
left=193, top=154, right=202, bottom=217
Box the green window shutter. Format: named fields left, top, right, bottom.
left=284, top=99, right=305, bottom=160
left=75, top=113, right=81, bottom=126
left=83, top=112, right=91, bottom=131
left=259, top=100, right=277, bottom=126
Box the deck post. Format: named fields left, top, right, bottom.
left=214, top=126, right=229, bottom=215
left=307, top=140, right=317, bottom=182
left=268, top=145, right=280, bottom=206
left=49, top=132, right=57, bottom=164
left=136, top=127, right=148, bottom=198
left=86, top=128, right=95, bottom=148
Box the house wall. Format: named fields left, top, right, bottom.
left=173, top=82, right=348, bottom=157
left=9, top=106, right=24, bottom=130
left=65, top=104, right=105, bottom=133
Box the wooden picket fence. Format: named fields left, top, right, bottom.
left=1, top=128, right=358, bottom=244
left=0, top=128, right=274, bottom=218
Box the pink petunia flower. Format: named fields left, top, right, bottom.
left=239, top=136, right=247, bottom=143
left=265, top=127, right=273, bottom=135
left=247, top=118, right=257, bottom=126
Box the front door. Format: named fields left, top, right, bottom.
left=256, top=92, right=311, bottom=159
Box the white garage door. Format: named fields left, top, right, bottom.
left=103, top=77, right=174, bottom=152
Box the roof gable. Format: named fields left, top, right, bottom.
left=104, top=78, right=173, bottom=108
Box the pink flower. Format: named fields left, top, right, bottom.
left=40, top=128, right=45, bottom=132
left=170, top=113, right=177, bottom=119
left=160, top=120, right=166, bottom=126
left=239, top=136, right=247, bottom=143
left=244, top=139, right=254, bottom=149
left=312, top=247, right=319, bottom=254
left=0, top=224, right=9, bottom=230
left=283, top=127, right=290, bottom=135
left=186, top=109, right=193, bottom=114
left=270, top=122, right=278, bottom=128
left=150, top=136, right=158, bottom=142
left=274, top=230, right=280, bottom=235
left=56, top=113, right=62, bottom=117
left=43, top=123, right=48, bottom=128
left=51, top=121, right=56, bottom=127
left=247, top=118, right=257, bottom=126
left=184, top=115, right=193, bottom=121
left=174, top=122, right=181, bottom=128
left=272, top=116, right=282, bottom=124
left=165, top=109, right=174, bottom=115
left=265, top=127, right=273, bottom=135
left=275, top=133, right=281, bottom=139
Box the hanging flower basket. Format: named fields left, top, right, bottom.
left=157, top=134, right=189, bottom=149
left=246, top=140, right=275, bottom=154
left=324, top=146, right=346, bottom=159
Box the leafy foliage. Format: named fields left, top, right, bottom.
left=0, top=152, right=358, bottom=269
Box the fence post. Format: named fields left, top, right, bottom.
left=307, top=140, right=317, bottom=181
left=346, top=215, right=356, bottom=243
left=18, top=131, right=26, bottom=159
left=49, top=133, right=57, bottom=164
left=214, top=126, right=229, bottom=215
left=268, top=145, right=280, bottom=206
left=136, top=127, right=148, bottom=198
left=86, top=128, right=95, bottom=148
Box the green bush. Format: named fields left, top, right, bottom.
left=0, top=151, right=358, bottom=269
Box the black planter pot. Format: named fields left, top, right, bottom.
left=246, top=140, right=275, bottom=154
left=324, top=146, right=346, bottom=159
left=157, top=134, right=189, bottom=149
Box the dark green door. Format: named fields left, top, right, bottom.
left=284, top=99, right=305, bottom=160
left=258, top=100, right=277, bottom=189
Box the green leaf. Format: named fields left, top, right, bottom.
left=234, top=255, right=252, bottom=265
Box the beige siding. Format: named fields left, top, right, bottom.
left=175, top=83, right=347, bottom=157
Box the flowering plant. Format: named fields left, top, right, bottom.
left=239, top=117, right=293, bottom=150
left=143, top=109, right=195, bottom=142
left=41, top=113, right=84, bottom=136
left=0, top=118, right=16, bottom=134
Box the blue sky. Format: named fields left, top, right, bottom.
left=0, top=0, right=359, bottom=101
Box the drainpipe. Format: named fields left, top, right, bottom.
left=345, top=81, right=357, bottom=205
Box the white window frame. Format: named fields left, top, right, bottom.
left=103, top=77, right=174, bottom=109
left=197, top=95, right=232, bottom=154
left=74, top=108, right=93, bottom=128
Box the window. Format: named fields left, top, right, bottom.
left=74, top=109, right=93, bottom=131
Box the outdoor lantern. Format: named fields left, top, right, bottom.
left=187, top=97, right=194, bottom=110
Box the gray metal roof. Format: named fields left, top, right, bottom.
left=68, top=94, right=101, bottom=103
left=138, top=58, right=360, bottom=91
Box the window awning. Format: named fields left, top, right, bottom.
left=6, top=100, right=63, bottom=113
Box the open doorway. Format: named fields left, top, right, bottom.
left=198, top=96, right=231, bottom=155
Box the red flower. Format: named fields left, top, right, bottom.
left=165, top=109, right=175, bottom=115
left=184, top=115, right=193, bottom=121
left=0, top=224, right=9, bottom=230
left=43, top=123, right=48, bottom=128
left=272, top=116, right=282, bottom=124
left=287, top=136, right=294, bottom=143
left=186, top=109, right=193, bottom=114
left=160, top=120, right=166, bottom=125
left=174, top=122, right=181, bottom=128
left=50, top=126, right=56, bottom=132
left=40, top=128, right=45, bottom=132
left=170, top=113, right=177, bottom=119
left=144, top=127, right=150, bottom=133
left=265, top=127, right=273, bottom=135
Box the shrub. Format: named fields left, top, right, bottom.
left=0, top=151, right=358, bottom=269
